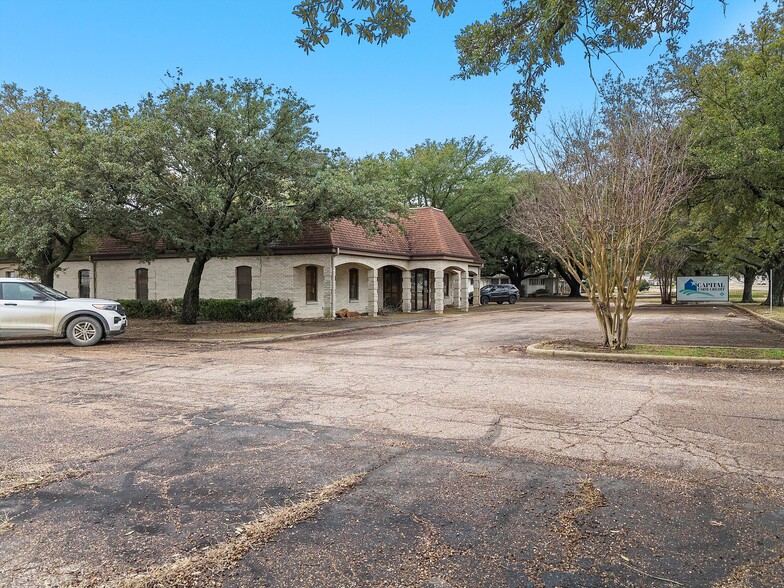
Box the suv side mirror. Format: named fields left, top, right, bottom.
left=32, top=293, right=49, bottom=301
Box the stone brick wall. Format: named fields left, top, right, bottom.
left=54, top=252, right=481, bottom=319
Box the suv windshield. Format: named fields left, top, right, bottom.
left=31, top=282, right=69, bottom=301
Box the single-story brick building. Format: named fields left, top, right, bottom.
left=51, top=207, right=484, bottom=319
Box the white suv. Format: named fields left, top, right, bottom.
left=0, top=278, right=127, bottom=346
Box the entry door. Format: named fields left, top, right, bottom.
left=382, top=267, right=402, bottom=309
left=412, top=269, right=431, bottom=311
left=0, top=282, right=57, bottom=333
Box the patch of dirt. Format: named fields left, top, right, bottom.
left=122, top=318, right=339, bottom=340
left=539, top=339, right=609, bottom=352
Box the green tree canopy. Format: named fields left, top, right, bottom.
left=386, top=136, right=517, bottom=241
left=294, top=0, right=705, bottom=145
left=664, top=4, right=784, bottom=305
left=0, top=84, right=110, bottom=286
left=361, top=136, right=549, bottom=284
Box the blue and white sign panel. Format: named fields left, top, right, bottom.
left=676, top=276, right=729, bottom=302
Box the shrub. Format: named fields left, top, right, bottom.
left=118, top=297, right=294, bottom=322
left=118, top=298, right=181, bottom=319
left=639, top=279, right=651, bottom=291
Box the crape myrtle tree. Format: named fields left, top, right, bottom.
left=511, top=109, right=696, bottom=349
left=0, top=84, right=109, bottom=286
left=293, top=0, right=716, bottom=145
left=110, top=75, right=403, bottom=324
left=649, top=241, right=691, bottom=305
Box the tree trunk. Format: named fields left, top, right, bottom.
left=741, top=266, right=757, bottom=303
left=554, top=262, right=582, bottom=297
left=658, top=278, right=674, bottom=305
left=37, top=234, right=80, bottom=287
left=760, top=262, right=784, bottom=307
left=181, top=253, right=210, bottom=324
left=775, top=271, right=784, bottom=307
left=39, top=265, right=57, bottom=288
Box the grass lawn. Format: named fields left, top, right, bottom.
left=728, top=287, right=784, bottom=321
left=630, top=344, right=784, bottom=360
left=729, top=286, right=768, bottom=302
left=540, top=340, right=784, bottom=360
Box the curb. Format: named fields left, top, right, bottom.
left=730, top=303, right=784, bottom=332
left=525, top=342, right=783, bottom=368
left=159, top=316, right=441, bottom=345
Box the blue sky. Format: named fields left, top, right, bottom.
left=0, top=1, right=764, bottom=165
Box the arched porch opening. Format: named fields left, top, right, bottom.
left=444, top=265, right=469, bottom=311
left=334, top=261, right=375, bottom=314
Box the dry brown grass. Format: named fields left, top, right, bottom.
left=111, top=472, right=365, bottom=588
left=0, top=513, right=14, bottom=535
left=711, top=556, right=784, bottom=588
left=556, top=477, right=608, bottom=542
left=0, top=468, right=88, bottom=500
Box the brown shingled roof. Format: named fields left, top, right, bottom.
left=91, top=236, right=169, bottom=259
left=89, top=208, right=482, bottom=264
left=273, top=207, right=482, bottom=262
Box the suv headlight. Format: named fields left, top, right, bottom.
left=93, top=304, right=120, bottom=312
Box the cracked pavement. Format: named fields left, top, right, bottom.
left=1, top=300, right=783, bottom=586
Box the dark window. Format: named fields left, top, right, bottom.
left=236, top=265, right=252, bottom=300
left=4, top=271, right=16, bottom=277
left=135, top=268, right=149, bottom=301
left=306, top=266, right=318, bottom=302
left=349, top=268, right=359, bottom=301
left=443, top=272, right=450, bottom=296
left=78, top=270, right=91, bottom=298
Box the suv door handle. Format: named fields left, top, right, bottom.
left=3, top=303, right=17, bottom=306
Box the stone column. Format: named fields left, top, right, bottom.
left=401, top=270, right=412, bottom=313
left=323, top=262, right=335, bottom=319
left=367, top=268, right=378, bottom=317
left=459, top=271, right=470, bottom=311
left=473, top=269, right=481, bottom=306
left=434, top=271, right=444, bottom=314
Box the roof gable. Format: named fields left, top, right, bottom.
left=274, top=207, right=482, bottom=262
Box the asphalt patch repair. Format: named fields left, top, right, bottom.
left=1, top=417, right=782, bottom=587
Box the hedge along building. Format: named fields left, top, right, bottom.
left=52, top=207, right=484, bottom=319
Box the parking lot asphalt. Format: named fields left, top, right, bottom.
left=1, top=300, right=783, bottom=587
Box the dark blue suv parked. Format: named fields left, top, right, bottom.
left=470, top=284, right=520, bottom=305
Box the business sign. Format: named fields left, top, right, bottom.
left=676, top=276, right=729, bottom=302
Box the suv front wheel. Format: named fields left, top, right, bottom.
left=480, top=295, right=490, bottom=305
left=509, top=294, right=518, bottom=304
left=66, top=316, right=104, bottom=347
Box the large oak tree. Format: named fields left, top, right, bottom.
left=110, top=75, right=403, bottom=324
left=0, top=84, right=109, bottom=286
